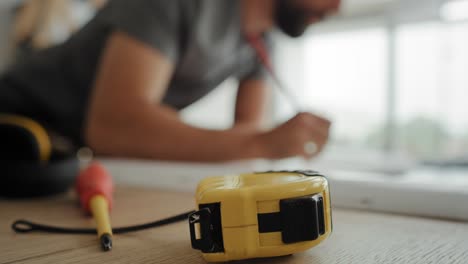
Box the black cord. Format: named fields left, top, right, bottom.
left=113, top=210, right=195, bottom=234
left=12, top=210, right=196, bottom=235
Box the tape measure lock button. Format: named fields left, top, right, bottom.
left=280, top=194, right=326, bottom=243
left=257, top=193, right=326, bottom=244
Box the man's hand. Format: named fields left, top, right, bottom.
left=256, top=112, right=331, bottom=159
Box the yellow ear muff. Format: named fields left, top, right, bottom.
left=0, top=114, right=52, bottom=162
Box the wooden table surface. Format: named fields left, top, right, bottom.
left=1, top=186, right=468, bottom=264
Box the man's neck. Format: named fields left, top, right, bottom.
left=241, top=0, right=275, bottom=36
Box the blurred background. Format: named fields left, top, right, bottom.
left=0, top=0, right=467, bottom=172
left=185, top=0, right=468, bottom=172
left=186, top=0, right=468, bottom=172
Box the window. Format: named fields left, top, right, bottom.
left=274, top=19, right=468, bottom=166
left=395, top=21, right=468, bottom=160
left=303, top=28, right=387, bottom=150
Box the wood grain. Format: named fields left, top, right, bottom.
left=1, top=186, right=467, bottom=264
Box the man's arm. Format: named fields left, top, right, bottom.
left=85, top=31, right=330, bottom=161
left=233, top=79, right=268, bottom=131
left=85, top=31, right=269, bottom=162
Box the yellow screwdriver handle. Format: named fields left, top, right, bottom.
left=90, top=195, right=113, bottom=246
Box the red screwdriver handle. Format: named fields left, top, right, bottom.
left=76, top=162, right=114, bottom=213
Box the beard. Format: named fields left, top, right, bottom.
left=274, top=0, right=312, bottom=38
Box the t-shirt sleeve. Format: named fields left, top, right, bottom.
left=240, top=34, right=272, bottom=82
left=100, top=0, right=182, bottom=62
left=241, top=57, right=268, bottom=81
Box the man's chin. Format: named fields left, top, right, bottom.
left=277, top=25, right=308, bottom=38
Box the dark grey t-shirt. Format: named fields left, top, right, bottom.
left=0, top=0, right=267, bottom=144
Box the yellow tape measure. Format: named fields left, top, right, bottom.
left=189, top=170, right=332, bottom=262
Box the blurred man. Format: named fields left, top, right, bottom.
left=0, top=0, right=339, bottom=162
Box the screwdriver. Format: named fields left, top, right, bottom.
left=247, top=35, right=323, bottom=156
left=246, top=34, right=302, bottom=113
left=76, top=162, right=114, bottom=251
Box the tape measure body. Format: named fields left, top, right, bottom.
left=189, top=170, right=332, bottom=262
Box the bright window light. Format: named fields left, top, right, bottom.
left=440, top=0, right=468, bottom=21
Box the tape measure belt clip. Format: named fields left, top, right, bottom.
left=189, top=203, right=224, bottom=254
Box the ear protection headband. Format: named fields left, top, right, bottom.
left=0, top=114, right=79, bottom=198
left=0, top=114, right=52, bottom=162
